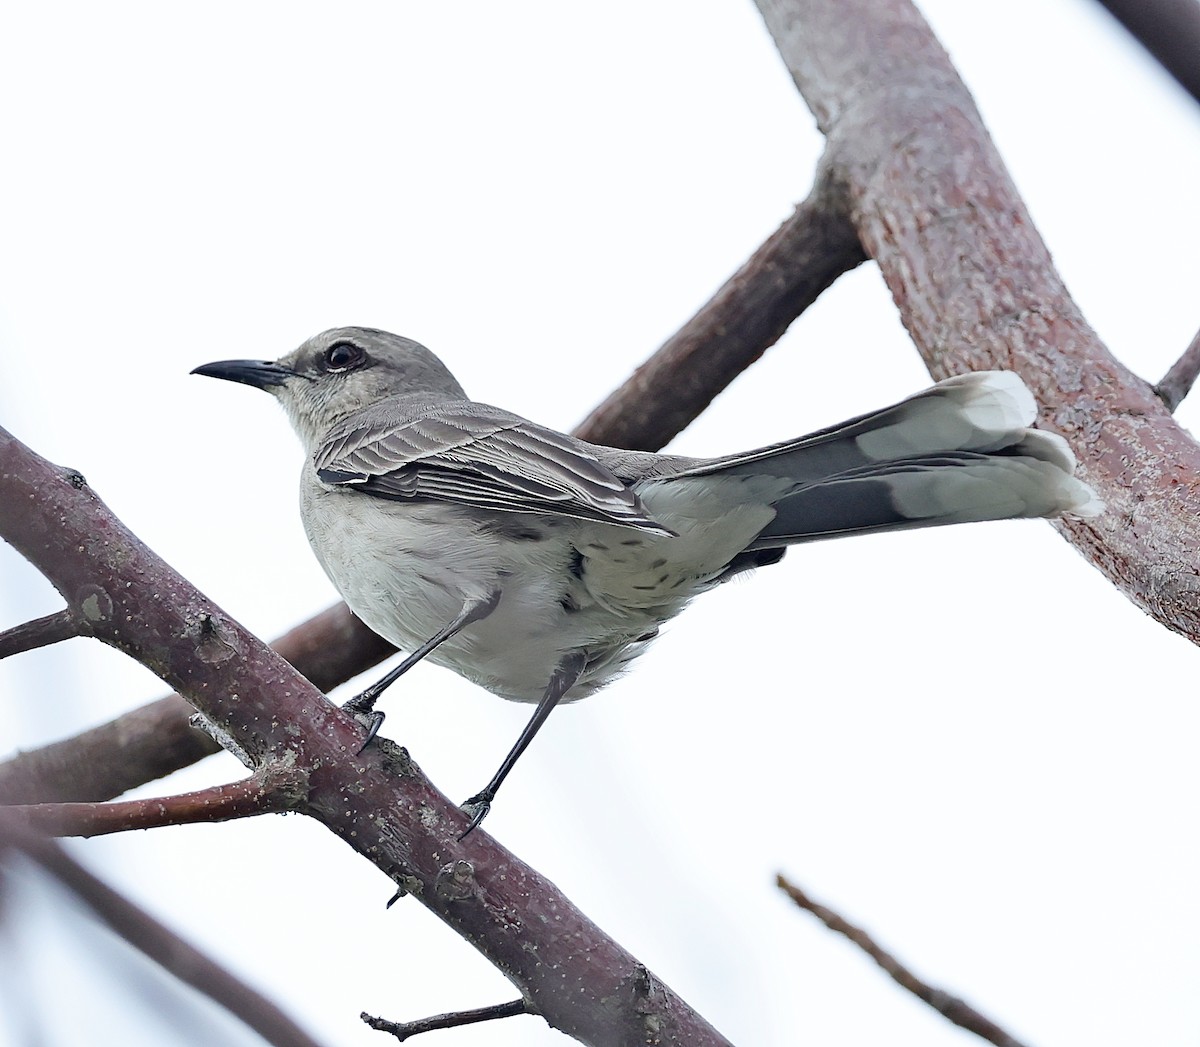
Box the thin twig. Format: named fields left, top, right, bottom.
left=1093, top=0, right=1200, bottom=108
left=0, top=811, right=328, bottom=1047
left=0, top=608, right=82, bottom=659
left=362, top=999, right=530, bottom=1042
left=777, top=875, right=1031, bottom=1047
left=576, top=179, right=865, bottom=450
left=4, top=762, right=307, bottom=837
left=1153, top=323, right=1200, bottom=411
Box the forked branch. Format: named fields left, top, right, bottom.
left=756, top=0, right=1200, bottom=645
left=0, top=603, right=393, bottom=805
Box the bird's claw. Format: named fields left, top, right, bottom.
left=342, top=696, right=385, bottom=754
left=458, top=792, right=493, bottom=840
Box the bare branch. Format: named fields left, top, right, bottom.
left=0, top=603, right=393, bottom=804
left=777, top=875, right=1030, bottom=1047
left=755, top=0, right=1200, bottom=647
left=1093, top=0, right=1200, bottom=109
left=1154, top=324, right=1200, bottom=411
left=0, top=811, right=328, bottom=1047
left=362, top=999, right=530, bottom=1042
left=0, top=608, right=82, bottom=659
left=0, top=694, right=217, bottom=804
left=4, top=761, right=306, bottom=837
left=576, top=177, right=865, bottom=449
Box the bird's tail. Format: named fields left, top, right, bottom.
left=677, top=371, right=1102, bottom=548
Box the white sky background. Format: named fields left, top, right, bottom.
left=1, top=2, right=1198, bottom=1045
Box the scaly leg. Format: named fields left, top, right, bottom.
left=459, top=649, right=587, bottom=839
left=343, top=589, right=502, bottom=748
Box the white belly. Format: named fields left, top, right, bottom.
left=298, top=468, right=779, bottom=703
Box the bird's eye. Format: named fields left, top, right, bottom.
left=323, top=341, right=366, bottom=372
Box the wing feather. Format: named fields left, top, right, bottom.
left=313, top=400, right=672, bottom=535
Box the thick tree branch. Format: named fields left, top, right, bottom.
left=0, top=428, right=731, bottom=1046
left=576, top=175, right=865, bottom=449
left=0, top=811, right=327, bottom=1047
left=1094, top=0, right=1200, bottom=108
left=755, top=0, right=1200, bottom=646
left=778, top=875, right=1029, bottom=1047
left=5, top=761, right=306, bottom=837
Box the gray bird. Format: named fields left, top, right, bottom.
left=194, top=326, right=1100, bottom=833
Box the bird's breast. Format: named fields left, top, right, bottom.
left=296, top=470, right=777, bottom=703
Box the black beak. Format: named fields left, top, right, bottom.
left=190, top=359, right=298, bottom=389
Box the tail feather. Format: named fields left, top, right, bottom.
left=681, top=371, right=1044, bottom=484
left=674, top=371, right=1101, bottom=549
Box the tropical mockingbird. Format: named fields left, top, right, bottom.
left=194, top=326, right=1100, bottom=834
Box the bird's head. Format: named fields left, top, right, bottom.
left=192, top=326, right=467, bottom=449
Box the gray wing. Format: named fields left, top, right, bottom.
left=313, top=399, right=674, bottom=535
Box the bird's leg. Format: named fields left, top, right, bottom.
left=459, top=649, right=587, bottom=839
left=343, top=589, right=501, bottom=748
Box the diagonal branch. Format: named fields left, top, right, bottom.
left=576, top=174, right=865, bottom=449
left=0, top=810, right=328, bottom=1047
left=755, top=0, right=1200, bottom=647
left=777, top=875, right=1030, bottom=1047
left=0, top=428, right=733, bottom=1046
left=1154, top=323, right=1200, bottom=411
left=1093, top=0, right=1200, bottom=109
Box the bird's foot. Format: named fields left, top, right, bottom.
left=342, top=693, right=385, bottom=754
left=458, top=790, right=494, bottom=840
